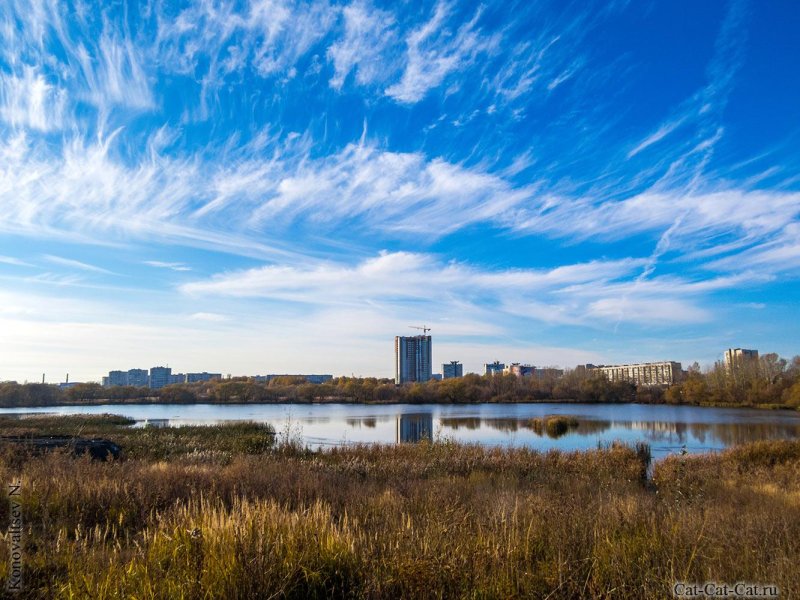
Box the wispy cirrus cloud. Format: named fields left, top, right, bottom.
left=386, top=3, right=498, bottom=103
left=328, top=0, right=398, bottom=90
left=180, top=250, right=751, bottom=328
left=0, top=255, right=32, bottom=267
left=0, top=66, right=67, bottom=131
left=144, top=260, right=192, bottom=272
left=42, top=254, right=113, bottom=274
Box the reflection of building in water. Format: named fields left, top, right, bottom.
left=587, top=361, right=683, bottom=386
left=396, top=413, right=433, bottom=443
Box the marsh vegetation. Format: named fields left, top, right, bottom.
left=0, top=415, right=798, bottom=598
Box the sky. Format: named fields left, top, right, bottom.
left=1, top=0, right=799, bottom=382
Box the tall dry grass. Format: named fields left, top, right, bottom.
left=0, top=417, right=797, bottom=598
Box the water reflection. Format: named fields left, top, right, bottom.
left=346, top=417, right=378, bottom=428
left=4, top=402, right=800, bottom=459
left=396, top=414, right=433, bottom=443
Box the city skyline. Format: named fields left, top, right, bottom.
left=1, top=2, right=799, bottom=382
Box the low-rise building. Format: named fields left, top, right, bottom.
left=587, top=361, right=683, bottom=386
left=504, top=363, right=534, bottom=377
left=186, top=372, right=222, bottom=383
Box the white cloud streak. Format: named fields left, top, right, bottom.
left=179, top=250, right=756, bottom=328
left=328, top=0, right=397, bottom=89
left=386, top=3, right=497, bottom=103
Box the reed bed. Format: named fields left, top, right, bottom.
left=0, top=416, right=797, bottom=598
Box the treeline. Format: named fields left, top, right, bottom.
left=665, top=353, right=800, bottom=408
left=1, top=353, right=799, bottom=408
left=0, top=372, right=648, bottom=407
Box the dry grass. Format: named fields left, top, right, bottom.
left=0, top=416, right=798, bottom=598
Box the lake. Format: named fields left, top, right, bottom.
left=3, top=402, right=800, bottom=460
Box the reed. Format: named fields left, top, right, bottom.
left=0, top=416, right=797, bottom=598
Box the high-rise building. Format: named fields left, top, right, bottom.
left=395, top=335, right=432, bottom=384
left=107, top=370, right=128, bottom=387
left=149, top=366, right=172, bottom=390
left=484, top=361, right=505, bottom=376
left=723, top=348, right=759, bottom=372
left=127, top=369, right=149, bottom=387
left=442, top=361, right=463, bottom=379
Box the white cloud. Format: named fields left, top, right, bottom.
left=42, top=254, right=113, bottom=274
left=0, top=66, right=67, bottom=130
left=179, top=250, right=736, bottom=329
left=0, top=255, right=32, bottom=267
left=511, top=189, right=800, bottom=257
left=188, top=312, right=228, bottom=322
left=386, top=3, right=497, bottom=103
left=328, top=1, right=397, bottom=89
left=144, top=260, right=192, bottom=272
left=77, top=33, right=155, bottom=110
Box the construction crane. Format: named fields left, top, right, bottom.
left=409, top=325, right=431, bottom=335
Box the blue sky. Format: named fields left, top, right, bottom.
left=1, top=0, right=798, bottom=382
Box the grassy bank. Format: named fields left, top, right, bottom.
left=0, top=415, right=798, bottom=598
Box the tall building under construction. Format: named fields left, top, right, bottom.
left=395, top=335, right=432, bottom=384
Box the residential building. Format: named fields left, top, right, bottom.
left=127, top=369, right=149, bottom=387
left=723, top=348, right=759, bottom=372
left=103, top=368, right=150, bottom=388
left=395, top=335, right=432, bottom=384
left=587, top=361, right=683, bottom=386
left=169, top=373, right=187, bottom=385
left=253, top=374, right=333, bottom=384
left=533, top=367, right=565, bottom=379
left=149, top=366, right=172, bottom=390
left=504, top=363, right=534, bottom=377
left=107, top=370, right=128, bottom=387
left=186, top=372, right=222, bottom=383
left=442, top=361, right=463, bottom=379
left=484, top=361, right=505, bottom=376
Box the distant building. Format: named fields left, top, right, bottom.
left=533, top=367, right=565, bottom=379
left=149, top=366, right=172, bottom=390
left=431, top=374, right=443, bottom=381
left=127, top=369, right=149, bottom=387
left=442, top=361, right=463, bottom=379
left=587, top=361, right=683, bottom=386
left=484, top=361, right=505, bottom=376
left=395, top=335, right=432, bottom=384
left=253, top=374, right=333, bottom=384
left=103, top=368, right=150, bottom=388
left=107, top=370, right=128, bottom=387
left=58, top=382, right=83, bottom=389
left=186, top=372, right=222, bottom=383
left=168, top=373, right=187, bottom=385
left=504, top=363, right=534, bottom=377
left=723, top=348, right=759, bottom=372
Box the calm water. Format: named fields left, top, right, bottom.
left=2, top=403, right=800, bottom=460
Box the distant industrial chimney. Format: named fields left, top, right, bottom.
left=42, top=373, right=45, bottom=384
left=66, top=373, right=69, bottom=384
